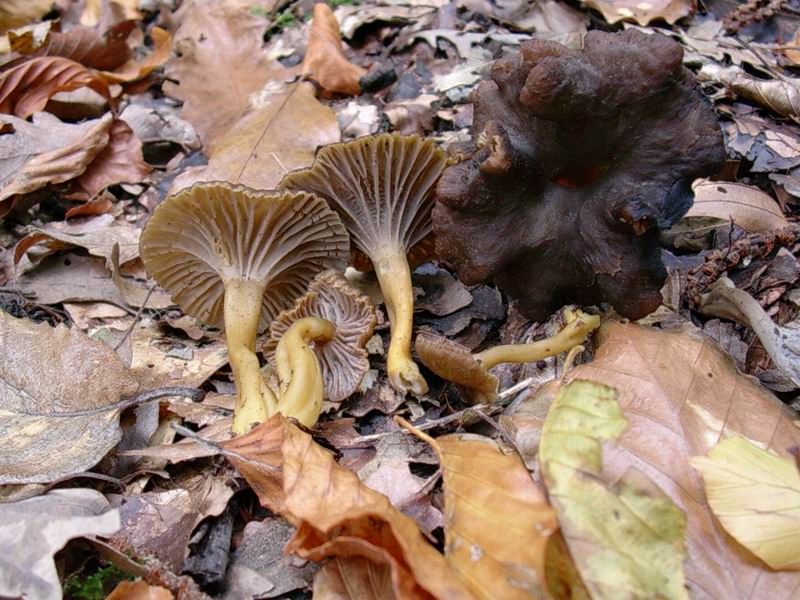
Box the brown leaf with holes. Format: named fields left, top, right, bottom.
left=221, top=415, right=475, bottom=600
left=301, top=3, right=366, bottom=96
left=0, top=56, right=111, bottom=118
left=565, top=321, right=800, bottom=599
left=77, top=117, right=151, bottom=195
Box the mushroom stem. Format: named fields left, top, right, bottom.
left=475, top=310, right=601, bottom=369
left=275, top=317, right=336, bottom=427
left=371, top=246, right=428, bottom=396
left=224, top=279, right=279, bottom=434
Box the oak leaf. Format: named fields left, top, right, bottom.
left=301, top=3, right=366, bottom=96
left=580, top=0, right=693, bottom=25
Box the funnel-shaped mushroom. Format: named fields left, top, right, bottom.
left=280, top=134, right=447, bottom=396
left=264, top=269, right=377, bottom=403
left=140, top=182, right=349, bottom=434
left=416, top=310, right=600, bottom=403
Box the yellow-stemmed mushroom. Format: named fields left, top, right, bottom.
left=280, top=134, right=446, bottom=396
left=140, top=182, right=349, bottom=434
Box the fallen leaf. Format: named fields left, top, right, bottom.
left=685, top=179, right=789, bottom=234
left=0, top=0, right=52, bottom=34
left=580, top=0, right=692, bottom=25
left=80, top=0, right=141, bottom=27
left=25, top=21, right=136, bottom=71
left=302, top=3, right=366, bottom=96
left=0, top=309, right=139, bottom=484
left=414, top=265, right=473, bottom=317
left=691, top=436, right=800, bottom=571
left=459, top=0, right=588, bottom=42
left=77, top=117, right=151, bottom=195
left=539, top=380, right=688, bottom=599
left=106, top=580, right=174, bottom=600
left=99, top=26, right=172, bottom=84
left=421, top=431, right=557, bottom=599
left=313, top=557, right=394, bottom=600
left=0, top=488, right=120, bottom=600
left=120, top=417, right=232, bottom=464
left=723, top=109, right=800, bottom=173
left=221, top=415, right=475, bottom=600
left=0, top=56, right=111, bottom=118
left=566, top=321, right=800, bottom=598
left=120, top=103, right=200, bottom=149
left=4, top=19, right=52, bottom=55
left=172, top=82, right=339, bottom=192
left=385, top=95, right=437, bottom=136
left=337, top=101, right=380, bottom=138
left=700, top=277, right=800, bottom=387
left=65, top=193, right=114, bottom=219
left=335, top=4, right=437, bottom=39
left=0, top=112, right=112, bottom=216
left=163, top=1, right=283, bottom=147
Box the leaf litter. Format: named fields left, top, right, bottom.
left=1, top=0, right=800, bottom=598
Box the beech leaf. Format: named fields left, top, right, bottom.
left=686, top=179, right=789, bottom=234
left=313, top=557, right=395, bottom=600
left=23, top=21, right=136, bottom=71
left=76, top=117, right=151, bottom=195
left=0, top=0, right=53, bottom=34
left=691, top=436, right=800, bottom=571
left=0, top=310, right=139, bottom=484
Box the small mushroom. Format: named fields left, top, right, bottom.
left=415, top=309, right=601, bottom=403
left=140, top=182, right=349, bottom=434
left=280, top=133, right=447, bottom=396
left=264, top=269, right=377, bottom=403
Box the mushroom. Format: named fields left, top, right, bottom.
left=139, top=182, right=349, bottom=434
left=434, top=29, right=725, bottom=321
left=264, top=269, right=377, bottom=403
left=280, top=133, right=447, bottom=396
left=415, top=309, right=600, bottom=403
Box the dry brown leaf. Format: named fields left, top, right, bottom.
left=0, top=0, right=52, bottom=35
left=302, top=3, right=366, bottom=96
left=163, top=1, right=284, bottom=148
left=172, top=81, right=340, bottom=192
left=80, top=0, right=141, bottom=27
left=423, top=432, right=557, bottom=599
left=106, top=580, right=173, bottom=600
left=0, top=310, right=139, bottom=484
left=100, top=26, right=172, bottom=84
left=221, top=415, right=476, bottom=600
left=686, top=179, right=789, bottom=234
left=580, top=0, right=692, bottom=25
left=77, top=117, right=151, bottom=195
left=0, top=112, right=112, bottom=216
left=566, top=321, right=800, bottom=598
left=24, top=21, right=136, bottom=71
left=0, top=56, right=111, bottom=118
left=314, top=557, right=396, bottom=600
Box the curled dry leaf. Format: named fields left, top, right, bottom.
left=0, top=310, right=139, bottom=484
left=691, top=436, right=800, bottom=571
left=700, top=277, right=800, bottom=387
left=77, top=117, right=151, bottom=195
left=172, top=82, right=339, bottom=192
left=24, top=21, right=136, bottom=71
left=0, top=112, right=112, bottom=216
left=302, top=3, right=367, bottom=96
left=566, top=322, right=800, bottom=598
left=220, top=415, right=475, bottom=600
left=314, top=557, right=394, bottom=600
left=685, top=179, right=789, bottom=234
left=698, top=63, right=800, bottom=122
left=539, top=380, right=688, bottom=599
left=0, top=489, right=121, bottom=600
left=580, top=0, right=693, bottom=25
left=0, top=56, right=111, bottom=118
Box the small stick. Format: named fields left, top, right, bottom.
left=171, top=424, right=281, bottom=473
left=113, top=283, right=157, bottom=351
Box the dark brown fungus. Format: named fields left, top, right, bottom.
left=433, top=29, right=726, bottom=321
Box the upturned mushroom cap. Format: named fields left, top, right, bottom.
left=264, top=269, right=377, bottom=402
left=140, top=182, right=350, bottom=331
left=415, top=331, right=499, bottom=403
left=279, top=133, right=446, bottom=256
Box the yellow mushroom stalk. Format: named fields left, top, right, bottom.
left=274, top=317, right=336, bottom=427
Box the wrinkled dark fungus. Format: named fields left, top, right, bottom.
left=434, top=29, right=725, bottom=320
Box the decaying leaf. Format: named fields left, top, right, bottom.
left=539, top=380, right=688, bottom=599
left=579, top=0, right=693, bottom=25
left=172, top=82, right=339, bottom=192
left=0, top=489, right=121, bottom=600
left=0, top=0, right=52, bottom=34
left=724, top=110, right=800, bottom=173
left=301, top=3, right=366, bottom=96
left=423, top=432, right=557, bottom=599
left=0, top=310, right=139, bottom=484
left=77, top=117, right=151, bottom=195
left=685, top=179, right=789, bottom=234
left=0, top=56, right=111, bottom=118
left=567, top=322, right=800, bottom=598
left=691, top=436, right=800, bottom=571
left=701, top=277, right=800, bottom=387
left=221, top=415, right=475, bottom=600
left=314, top=557, right=394, bottom=600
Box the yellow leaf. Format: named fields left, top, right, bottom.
left=691, top=436, right=800, bottom=571
left=539, top=380, right=689, bottom=600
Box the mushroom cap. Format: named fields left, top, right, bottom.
left=140, top=182, right=350, bottom=331
left=415, top=330, right=499, bottom=403
left=264, top=269, right=377, bottom=402
left=279, top=133, right=447, bottom=255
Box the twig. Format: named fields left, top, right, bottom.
left=113, top=282, right=156, bottom=351
left=171, top=424, right=281, bottom=472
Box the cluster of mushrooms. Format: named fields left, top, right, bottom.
left=140, top=30, right=724, bottom=434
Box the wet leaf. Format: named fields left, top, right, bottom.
left=539, top=380, right=688, bottom=599
left=0, top=310, right=139, bottom=484
left=302, top=3, right=366, bottom=96
left=686, top=179, right=789, bottom=234
left=691, top=436, right=800, bottom=571
left=580, top=0, right=692, bottom=25
left=0, top=488, right=120, bottom=600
